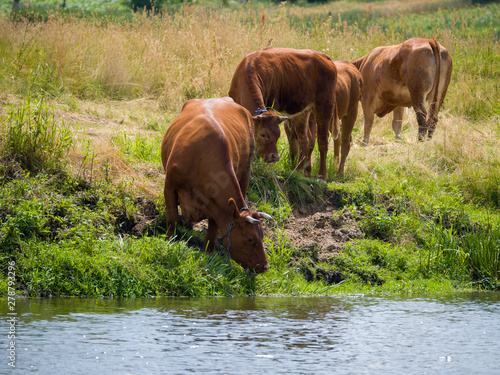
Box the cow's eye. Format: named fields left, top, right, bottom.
left=248, top=237, right=254, bottom=244
left=259, top=133, right=266, bottom=139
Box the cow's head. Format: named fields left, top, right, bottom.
left=252, top=109, right=288, bottom=164
left=224, top=198, right=271, bottom=275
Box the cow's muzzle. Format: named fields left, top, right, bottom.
left=252, top=262, right=270, bottom=276
left=266, top=153, right=280, bottom=164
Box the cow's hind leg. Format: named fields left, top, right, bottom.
left=391, top=106, right=405, bottom=141
left=426, top=106, right=438, bottom=140
left=316, top=119, right=330, bottom=182
left=412, top=98, right=428, bottom=142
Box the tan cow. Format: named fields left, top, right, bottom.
left=352, top=38, right=452, bottom=144
left=285, top=60, right=363, bottom=177
left=229, top=47, right=339, bottom=181
left=161, top=97, right=271, bottom=274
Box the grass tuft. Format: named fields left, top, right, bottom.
left=1, top=97, right=74, bottom=174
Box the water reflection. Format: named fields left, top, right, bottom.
left=1, top=293, right=499, bottom=374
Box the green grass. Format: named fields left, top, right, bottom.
left=15, top=237, right=259, bottom=297
left=112, top=131, right=163, bottom=165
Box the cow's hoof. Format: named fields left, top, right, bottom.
left=317, top=178, right=327, bottom=184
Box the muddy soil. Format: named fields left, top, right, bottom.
left=283, top=207, right=364, bottom=262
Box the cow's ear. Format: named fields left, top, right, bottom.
left=227, top=198, right=239, bottom=220
left=252, top=116, right=262, bottom=127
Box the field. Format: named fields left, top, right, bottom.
left=0, top=0, right=499, bottom=297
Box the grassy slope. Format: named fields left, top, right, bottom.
left=0, top=1, right=499, bottom=297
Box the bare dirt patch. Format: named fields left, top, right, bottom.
left=284, top=207, right=364, bottom=262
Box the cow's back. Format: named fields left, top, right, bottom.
left=161, top=98, right=254, bottom=207
left=229, top=48, right=337, bottom=115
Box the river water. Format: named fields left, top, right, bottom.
left=2, top=293, right=500, bottom=374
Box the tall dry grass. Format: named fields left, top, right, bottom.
left=1, top=3, right=497, bottom=117
left=0, top=5, right=309, bottom=110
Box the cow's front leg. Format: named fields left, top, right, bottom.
left=294, top=111, right=313, bottom=177
left=317, top=135, right=329, bottom=182
left=204, top=218, right=218, bottom=252
left=426, top=100, right=441, bottom=140
left=337, top=104, right=358, bottom=176
left=164, top=183, right=179, bottom=238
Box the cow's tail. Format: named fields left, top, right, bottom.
left=351, top=56, right=365, bottom=71
left=429, top=38, right=442, bottom=121
left=330, top=104, right=340, bottom=140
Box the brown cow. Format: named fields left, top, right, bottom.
left=285, top=60, right=363, bottom=177
left=161, top=97, right=271, bottom=274
left=229, top=47, right=339, bottom=181
left=352, top=38, right=452, bottom=144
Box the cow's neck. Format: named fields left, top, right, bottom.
left=245, top=80, right=267, bottom=115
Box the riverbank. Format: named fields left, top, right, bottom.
left=1, top=2, right=499, bottom=297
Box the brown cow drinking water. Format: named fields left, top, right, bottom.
left=229, top=47, right=339, bottom=181
left=352, top=38, right=453, bottom=144
left=161, top=97, right=271, bottom=274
